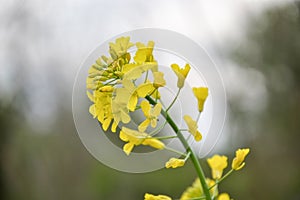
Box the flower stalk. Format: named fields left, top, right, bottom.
left=146, top=96, right=212, bottom=200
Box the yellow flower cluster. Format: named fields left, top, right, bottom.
left=87, top=36, right=210, bottom=157
left=86, top=36, right=251, bottom=200
left=180, top=178, right=218, bottom=200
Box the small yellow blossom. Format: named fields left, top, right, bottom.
left=138, top=100, right=162, bottom=132
left=192, top=87, right=209, bottom=112
left=232, top=148, right=250, bottom=170
left=171, top=63, right=190, bottom=88
left=218, top=193, right=231, bottom=200
left=180, top=178, right=218, bottom=200
left=121, top=79, right=155, bottom=111
left=153, top=71, right=166, bottom=88
left=207, top=155, right=228, bottom=180
left=165, top=158, right=185, bottom=168
left=183, top=115, right=202, bottom=141
left=87, top=90, right=116, bottom=132
left=123, top=63, right=158, bottom=80
left=134, top=41, right=155, bottom=64
left=109, top=36, right=134, bottom=57
left=144, top=193, right=172, bottom=200
left=119, top=127, right=165, bottom=155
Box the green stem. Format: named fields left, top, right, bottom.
left=164, top=146, right=187, bottom=157
left=145, top=96, right=212, bottom=200
left=166, top=88, right=181, bottom=112
left=154, top=135, right=178, bottom=140
left=208, top=169, right=234, bottom=190
left=149, top=120, right=168, bottom=136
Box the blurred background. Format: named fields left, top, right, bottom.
left=1, top=0, right=300, bottom=199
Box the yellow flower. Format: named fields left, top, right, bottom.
left=207, top=155, right=228, bottom=180
left=119, top=127, right=165, bottom=155
left=165, top=158, right=185, bottom=169
left=123, top=63, right=158, bottom=80
left=183, top=115, right=202, bottom=141
left=144, top=193, right=172, bottom=200
left=87, top=89, right=116, bottom=132
left=121, top=79, right=155, bottom=111
left=109, top=36, right=134, bottom=57
left=218, top=193, right=231, bottom=200
left=192, top=87, right=208, bottom=112
left=180, top=178, right=218, bottom=200
left=232, top=148, right=250, bottom=170
left=111, top=93, right=131, bottom=127
left=153, top=71, right=166, bottom=88
left=171, top=63, right=190, bottom=88
left=134, top=41, right=156, bottom=64
left=138, top=100, right=162, bottom=132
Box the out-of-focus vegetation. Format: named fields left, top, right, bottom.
left=1, top=1, right=300, bottom=200
left=224, top=2, right=300, bottom=200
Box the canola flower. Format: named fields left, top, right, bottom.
left=232, top=148, right=250, bottom=170
left=120, top=127, right=165, bottom=155
left=207, top=155, right=228, bottom=180
left=144, top=193, right=172, bottom=200
left=165, top=158, right=186, bottom=169
left=138, top=100, right=162, bottom=132
left=86, top=36, right=251, bottom=200
left=183, top=115, right=202, bottom=141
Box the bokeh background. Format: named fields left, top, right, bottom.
left=1, top=0, right=300, bottom=199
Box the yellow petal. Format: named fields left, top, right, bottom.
left=218, top=193, right=230, bottom=200
left=109, top=36, right=134, bottom=56
left=141, top=100, right=151, bottom=116
left=86, top=91, right=94, bottom=102
left=194, top=130, right=202, bottom=141
left=128, top=94, right=138, bottom=111
left=183, top=115, right=202, bottom=142
left=232, top=148, right=250, bottom=170
left=207, top=155, right=228, bottom=179
left=111, top=121, right=118, bottom=133
left=153, top=71, right=166, bottom=87
left=123, top=63, right=157, bottom=80
left=144, top=193, right=172, bottom=200
left=120, top=109, right=131, bottom=123
left=136, top=83, right=155, bottom=97
left=142, top=138, right=165, bottom=150
left=192, top=87, right=209, bottom=112
left=171, top=64, right=190, bottom=88
left=102, top=118, right=112, bottom=131
left=138, top=119, right=150, bottom=132
left=89, top=104, right=96, bottom=118
left=123, top=143, right=134, bottom=155
left=151, top=103, right=162, bottom=117
left=119, top=130, right=129, bottom=142
left=165, top=158, right=185, bottom=168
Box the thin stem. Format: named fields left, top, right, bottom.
left=149, top=120, right=168, bottom=136
left=144, top=70, right=149, bottom=83
left=209, top=169, right=234, bottom=190
left=164, top=146, right=187, bottom=157
left=145, top=96, right=212, bottom=200
left=196, top=111, right=201, bottom=122
left=154, top=135, right=178, bottom=140
left=184, top=152, right=191, bottom=161
left=166, top=88, right=181, bottom=112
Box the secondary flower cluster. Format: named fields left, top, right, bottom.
left=146, top=148, right=250, bottom=200
left=86, top=36, right=250, bottom=200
